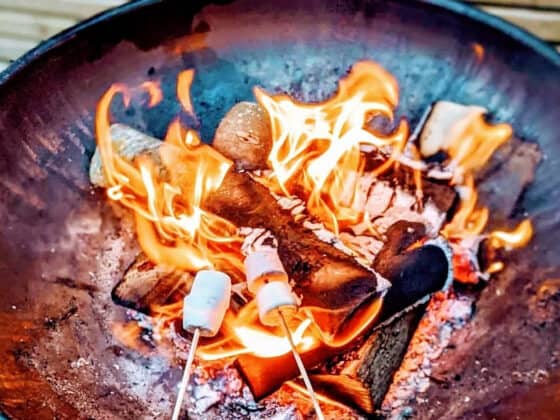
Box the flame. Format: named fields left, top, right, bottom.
left=472, top=43, right=485, bottom=62
left=445, top=113, right=512, bottom=183
left=256, top=61, right=409, bottom=233
left=177, top=69, right=195, bottom=114
left=439, top=112, right=532, bottom=249
left=95, top=75, right=243, bottom=274
left=489, top=219, right=533, bottom=249
left=141, top=81, right=163, bottom=107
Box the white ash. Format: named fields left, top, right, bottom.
left=381, top=291, right=474, bottom=419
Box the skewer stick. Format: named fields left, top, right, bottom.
left=171, top=328, right=201, bottom=420
left=277, top=309, right=325, bottom=420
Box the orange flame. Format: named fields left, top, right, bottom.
left=95, top=75, right=242, bottom=275
left=489, top=219, right=533, bottom=249
left=141, top=81, right=163, bottom=108
left=256, top=61, right=409, bottom=234
left=439, top=112, right=532, bottom=248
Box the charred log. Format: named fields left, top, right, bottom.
left=205, top=170, right=388, bottom=339
left=415, top=101, right=541, bottom=220
left=235, top=232, right=452, bottom=406
left=477, top=139, right=541, bottom=221
left=112, top=253, right=192, bottom=313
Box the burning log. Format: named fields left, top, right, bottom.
left=235, top=229, right=452, bottom=406
left=477, top=138, right=542, bottom=220
left=417, top=101, right=542, bottom=219
left=91, top=124, right=389, bottom=340
left=205, top=170, right=390, bottom=340
left=112, top=253, right=191, bottom=314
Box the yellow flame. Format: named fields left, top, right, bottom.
left=490, top=219, right=533, bottom=249
left=256, top=61, right=409, bottom=234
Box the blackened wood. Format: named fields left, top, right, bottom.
left=477, top=139, right=542, bottom=221
left=111, top=253, right=191, bottom=313
left=205, top=170, right=387, bottom=339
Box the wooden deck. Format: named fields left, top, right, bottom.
left=0, top=0, right=558, bottom=72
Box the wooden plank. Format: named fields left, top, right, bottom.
left=0, top=37, right=36, bottom=61
left=0, top=0, right=126, bottom=20
left=480, top=6, right=560, bottom=41
left=468, top=0, right=560, bottom=9
left=0, top=9, right=76, bottom=41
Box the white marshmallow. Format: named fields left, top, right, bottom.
left=256, top=281, right=298, bottom=326
left=183, top=270, right=231, bottom=337
left=244, top=249, right=288, bottom=294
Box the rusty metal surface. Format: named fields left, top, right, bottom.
left=0, top=0, right=559, bottom=418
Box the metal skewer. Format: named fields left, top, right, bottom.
left=171, top=327, right=200, bottom=420
left=277, top=309, right=325, bottom=420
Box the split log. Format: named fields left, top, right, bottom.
left=416, top=101, right=542, bottom=220
left=235, top=229, right=452, bottom=406
left=477, top=138, right=541, bottom=220
left=90, top=124, right=389, bottom=341
left=205, top=170, right=388, bottom=340
left=112, top=253, right=192, bottom=314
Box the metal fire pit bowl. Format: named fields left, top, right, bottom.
left=0, top=0, right=559, bottom=418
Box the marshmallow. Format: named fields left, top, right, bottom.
left=183, top=270, right=231, bottom=337
left=256, top=281, right=298, bottom=326
left=244, top=249, right=288, bottom=294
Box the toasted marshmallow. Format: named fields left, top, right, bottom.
left=183, top=270, right=231, bottom=337
left=244, top=249, right=288, bottom=294
left=256, top=281, right=298, bottom=326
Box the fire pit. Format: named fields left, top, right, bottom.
left=0, top=0, right=559, bottom=419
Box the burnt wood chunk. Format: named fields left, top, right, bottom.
left=414, top=101, right=542, bottom=219
left=205, top=170, right=387, bottom=339
left=477, top=139, right=542, bottom=220
left=356, top=306, right=425, bottom=408
left=112, top=253, right=192, bottom=313
left=90, top=124, right=387, bottom=338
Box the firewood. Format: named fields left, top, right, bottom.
left=477, top=139, right=541, bottom=220
left=90, top=124, right=389, bottom=339
left=212, top=101, right=272, bottom=170
left=235, top=233, right=452, bottom=405
left=415, top=101, right=541, bottom=220
left=112, top=253, right=191, bottom=314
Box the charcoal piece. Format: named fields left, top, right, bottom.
left=374, top=241, right=452, bottom=324
left=112, top=253, right=192, bottom=313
